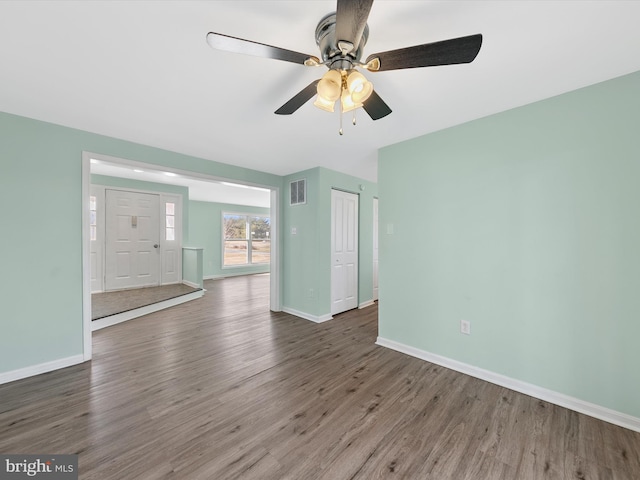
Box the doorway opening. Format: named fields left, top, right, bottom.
left=82, top=152, right=280, bottom=359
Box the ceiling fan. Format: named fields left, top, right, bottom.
left=206, top=0, right=482, bottom=133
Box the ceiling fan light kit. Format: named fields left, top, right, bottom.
left=341, top=81, right=363, bottom=113
left=206, top=0, right=482, bottom=135
left=314, top=68, right=373, bottom=116
left=313, top=92, right=338, bottom=113
left=346, top=70, right=373, bottom=104
left=316, top=69, right=342, bottom=103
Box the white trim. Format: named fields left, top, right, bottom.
left=81, top=153, right=92, bottom=361
left=282, top=307, right=333, bottom=323
left=89, top=184, right=106, bottom=293
left=91, top=290, right=204, bottom=331
left=0, top=355, right=85, bottom=386
left=372, top=197, right=379, bottom=302
left=97, top=185, right=181, bottom=199
left=204, top=270, right=269, bottom=281
left=221, top=264, right=271, bottom=270
left=84, top=151, right=281, bottom=315
left=182, top=280, right=201, bottom=289
left=270, top=188, right=280, bottom=311
left=160, top=193, right=183, bottom=285
left=97, top=187, right=185, bottom=288
left=331, top=189, right=359, bottom=315
left=88, top=151, right=270, bottom=190
left=376, top=336, right=640, bottom=434
left=204, top=274, right=226, bottom=280
left=358, top=299, right=375, bottom=309
left=220, top=210, right=271, bottom=270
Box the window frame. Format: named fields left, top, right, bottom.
left=165, top=201, right=176, bottom=241
left=222, top=212, right=271, bottom=268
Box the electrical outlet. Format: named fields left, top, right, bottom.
left=307, top=288, right=314, bottom=299
left=460, top=320, right=471, bottom=335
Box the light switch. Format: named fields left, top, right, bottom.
left=291, top=227, right=297, bottom=235
left=386, top=223, right=394, bottom=235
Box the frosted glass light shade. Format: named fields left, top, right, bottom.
left=316, top=69, right=342, bottom=102
left=346, top=70, right=373, bottom=104
left=340, top=89, right=362, bottom=113
left=314, top=95, right=336, bottom=112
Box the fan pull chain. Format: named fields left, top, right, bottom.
left=339, top=103, right=344, bottom=136
left=352, top=110, right=357, bottom=126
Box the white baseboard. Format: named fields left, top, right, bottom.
left=204, top=272, right=270, bottom=281
left=358, top=299, right=375, bottom=309
left=376, top=336, right=640, bottom=434
left=92, top=290, right=204, bottom=331
left=282, top=307, right=333, bottom=323
left=0, top=354, right=85, bottom=386
left=182, top=280, right=201, bottom=289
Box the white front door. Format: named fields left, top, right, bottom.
left=89, top=187, right=103, bottom=293
left=331, top=189, right=359, bottom=315
left=373, top=197, right=379, bottom=301
left=160, top=194, right=182, bottom=285
left=105, top=189, right=160, bottom=291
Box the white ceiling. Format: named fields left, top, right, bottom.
left=2, top=1, right=640, bottom=183
left=91, top=158, right=272, bottom=208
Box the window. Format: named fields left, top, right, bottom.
left=223, top=213, right=270, bottom=266
left=165, top=202, right=175, bottom=241
left=89, top=195, right=97, bottom=241
left=249, top=215, right=271, bottom=264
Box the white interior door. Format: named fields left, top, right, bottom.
left=105, top=189, right=160, bottom=291
left=373, top=197, right=379, bottom=301
left=331, top=189, right=359, bottom=315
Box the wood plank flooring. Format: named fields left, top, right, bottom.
left=1, top=274, right=639, bottom=479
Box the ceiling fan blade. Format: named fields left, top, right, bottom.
left=362, top=90, right=392, bottom=120
left=275, top=80, right=320, bottom=115
left=365, top=34, right=482, bottom=71
left=335, top=0, right=374, bottom=52
left=207, top=32, right=318, bottom=65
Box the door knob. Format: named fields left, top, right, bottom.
left=154, top=244, right=159, bottom=248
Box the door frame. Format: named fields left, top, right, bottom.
left=330, top=188, right=360, bottom=315
left=373, top=197, right=379, bottom=301
left=81, top=151, right=281, bottom=361
left=93, top=185, right=184, bottom=292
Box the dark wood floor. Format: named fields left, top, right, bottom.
left=1, top=274, right=639, bottom=479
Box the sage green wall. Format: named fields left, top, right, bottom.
left=1, top=115, right=83, bottom=371
left=283, top=168, right=322, bottom=315
left=0, top=110, right=281, bottom=375
left=91, top=174, right=189, bottom=242
left=318, top=167, right=378, bottom=310
left=378, top=70, right=640, bottom=418
left=282, top=167, right=378, bottom=317
left=188, top=200, right=270, bottom=278
left=182, top=248, right=203, bottom=289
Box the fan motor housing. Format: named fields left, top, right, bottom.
left=315, top=12, right=369, bottom=67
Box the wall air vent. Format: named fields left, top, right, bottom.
left=290, top=179, right=306, bottom=206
